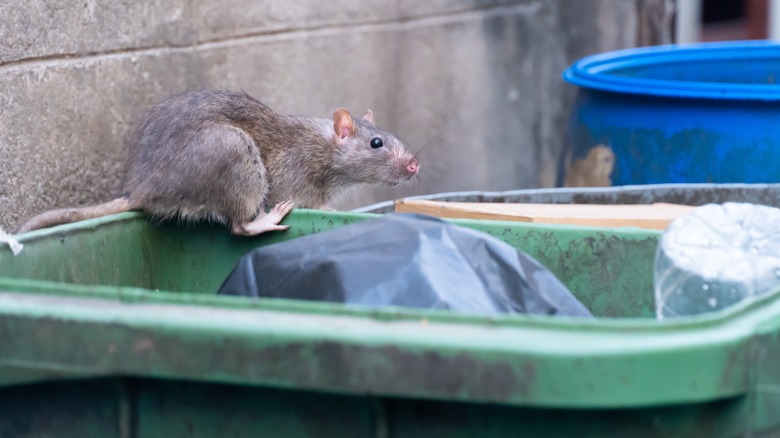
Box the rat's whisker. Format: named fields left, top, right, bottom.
left=414, top=137, right=435, bottom=159
left=406, top=131, right=428, bottom=150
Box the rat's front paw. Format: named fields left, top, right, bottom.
left=232, top=200, right=294, bottom=236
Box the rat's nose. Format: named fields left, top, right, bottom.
left=407, top=159, right=420, bottom=175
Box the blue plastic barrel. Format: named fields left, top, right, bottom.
left=561, top=40, right=780, bottom=186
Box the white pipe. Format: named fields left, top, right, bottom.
left=675, top=0, right=702, bottom=44
left=770, top=0, right=780, bottom=40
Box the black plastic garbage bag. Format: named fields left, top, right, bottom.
left=218, top=213, right=593, bottom=317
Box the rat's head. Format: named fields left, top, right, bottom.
left=331, top=108, right=420, bottom=186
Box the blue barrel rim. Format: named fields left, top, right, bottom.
left=563, top=40, right=780, bottom=101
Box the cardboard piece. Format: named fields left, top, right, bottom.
left=394, top=199, right=696, bottom=230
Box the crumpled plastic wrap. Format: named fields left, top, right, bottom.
left=654, top=203, right=780, bottom=319
left=218, top=213, right=593, bottom=317
left=0, top=227, right=23, bottom=256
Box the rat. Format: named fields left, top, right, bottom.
left=17, top=89, right=420, bottom=235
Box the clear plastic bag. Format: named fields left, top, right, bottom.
left=654, top=203, right=780, bottom=319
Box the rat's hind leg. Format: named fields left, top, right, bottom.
left=231, top=200, right=294, bottom=236
left=134, top=123, right=271, bottom=227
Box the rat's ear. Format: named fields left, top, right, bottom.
left=333, top=108, right=355, bottom=140
left=362, top=109, right=375, bottom=125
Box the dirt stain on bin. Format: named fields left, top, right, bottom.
left=245, top=341, right=529, bottom=403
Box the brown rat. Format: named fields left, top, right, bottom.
left=17, top=89, right=420, bottom=235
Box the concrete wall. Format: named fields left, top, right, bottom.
left=1, top=0, right=671, bottom=230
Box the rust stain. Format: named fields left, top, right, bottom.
left=517, top=361, right=537, bottom=397
left=719, top=343, right=750, bottom=391
left=133, top=337, right=154, bottom=353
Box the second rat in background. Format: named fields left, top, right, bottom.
left=18, top=89, right=421, bottom=235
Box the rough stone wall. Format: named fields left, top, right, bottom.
left=1, top=0, right=668, bottom=230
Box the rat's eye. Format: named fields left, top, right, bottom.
left=370, top=137, right=384, bottom=149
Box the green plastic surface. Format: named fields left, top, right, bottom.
left=0, top=210, right=777, bottom=437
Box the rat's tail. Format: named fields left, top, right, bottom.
left=16, top=197, right=134, bottom=234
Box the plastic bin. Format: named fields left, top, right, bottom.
left=562, top=40, right=780, bottom=186
left=354, top=182, right=780, bottom=214
left=1, top=209, right=779, bottom=437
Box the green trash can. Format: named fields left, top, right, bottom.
left=0, top=209, right=777, bottom=437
